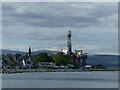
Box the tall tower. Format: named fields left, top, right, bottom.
left=28, top=46, right=31, bottom=57
left=67, top=31, right=72, bottom=55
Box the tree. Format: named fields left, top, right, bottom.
left=34, top=53, right=52, bottom=63
left=52, top=52, right=73, bottom=66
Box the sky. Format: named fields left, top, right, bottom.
left=2, top=2, right=118, bottom=55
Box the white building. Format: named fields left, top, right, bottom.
left=61, top=49, right=68, bottom=54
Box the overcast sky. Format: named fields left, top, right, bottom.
left=2, top=2, right=118, bottom=55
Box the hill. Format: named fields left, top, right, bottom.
left=1, top=49, right=59, bottom=56
left=87, top=55, right=119, bottom=69
left=1, top=49, right=26, bottom=55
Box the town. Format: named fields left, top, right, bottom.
left=1, top=31, right=107, bottom=73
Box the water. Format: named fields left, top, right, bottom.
left=2, top=72, right=118, bottom=88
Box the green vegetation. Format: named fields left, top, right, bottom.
left=52, top=52, right=73, bottom=66
left=34, top=53, right=53, bottom=63
left=33, top=52, right=74, bottom=68
left=33, top=53, right=54, bottom=68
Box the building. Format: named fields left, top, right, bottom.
left=61, top=49, right=68, bottom=54
left=75, top=50, right=87, bottom=67
left=22, top=47, right=33, bottom=69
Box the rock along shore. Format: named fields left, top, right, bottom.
left=1, top=68, right=118, bottom=74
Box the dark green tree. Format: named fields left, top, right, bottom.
left=34, top=53, right=53, bottom=63
left=52, top=52, right=73, bottom=66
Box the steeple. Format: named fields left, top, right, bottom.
left=28, top=46, right=31, bottom=57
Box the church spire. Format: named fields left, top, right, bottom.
left=28, top=46, right=31, bottom=57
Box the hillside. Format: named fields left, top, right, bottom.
left=87, top=55, right=119, bottom=68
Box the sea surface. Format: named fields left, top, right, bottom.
left=2, top=71, right=118, bottom=88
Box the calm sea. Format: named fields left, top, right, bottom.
left=2, top=72, right=118, bottom=88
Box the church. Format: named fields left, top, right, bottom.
left=22, top=47, right=34, bottom=69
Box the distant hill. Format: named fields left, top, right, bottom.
left=32, top=50, right=59, bottom=55
left=1, top=49, right=26, bottom=55
left=87, top=55, right=119, bottom=69
left=1, top=49, right=59, bottom=56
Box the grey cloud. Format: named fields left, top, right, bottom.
left=90, top=4, right=117, bottom=18
left=2, top=2, right=118, bottom=54
left=23, top=31, right=66, bottom=41
left=3, top=11, right=99, bottom=27
left=2, top=4, right=15, bottom=12
left=2, top=2, right=117, bottom=28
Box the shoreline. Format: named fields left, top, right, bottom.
left=1, top=68, right=119, bottom=74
